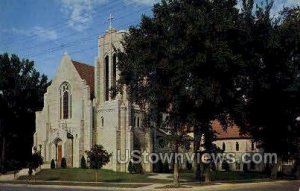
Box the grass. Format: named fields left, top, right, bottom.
left=210, top=171, right=269, bottom=181
left=18, top=168, right=169, bottom=183
left=17, top=168, right=269, bottom=186
left=180, top=171, right=269, bottom=182
left=0, top=180, right=149, bottom=188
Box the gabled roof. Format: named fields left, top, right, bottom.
left=71, top=60, right=95, bottom=99
left=212, top=120, right=251, bottom=140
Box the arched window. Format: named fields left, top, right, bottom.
left=105, top=55, right=109, bottom=101
left=222, top=142, right=226, bottom=151
left=137, top=117, right=140, bottom=128
left=236, top=142, right=239, bottom=151
left=113, top=54, right=117, bottom=87
left=101, top=116, right=104, bottom=127
left=60, top=82, right=72, bottom=119
left=112, top=54, right=117, bottom=99
left=133, top=116, right=136, bottom=127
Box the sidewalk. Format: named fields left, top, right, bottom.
left=1, top=180, right=300, bottom=191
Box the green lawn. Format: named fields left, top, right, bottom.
left=18, top=168, right=169, bottom=183
left=18, top=169, right=268, bottom=184
left=180, top=171, right=269, bottom=182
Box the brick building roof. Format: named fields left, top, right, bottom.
left=212, top=120, right=251, bottom=140
left=72, top=60, right=95, bottom=99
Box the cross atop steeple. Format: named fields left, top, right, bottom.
left=108, top=14, right=114, bottom=30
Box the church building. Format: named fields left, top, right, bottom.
left=34, top=25, right=152, bottom=172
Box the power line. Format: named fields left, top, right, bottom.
left=23, top=7, right=150, bottom=59
left=1, top=0, right=125, bottom=47
left=2, top=0, right=150, bottom=49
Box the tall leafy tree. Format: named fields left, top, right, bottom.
left=231, top=1, right=300, bottom=178
left=0, top=53, right=49, bottom=171
left=118, top=0, right=244, bottom=184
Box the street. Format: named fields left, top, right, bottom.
left=1, top=180, right=300, bottom=191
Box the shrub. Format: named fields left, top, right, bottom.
left=222, top=160, right=230, bottom=171
left=163, top=162, right=170, bottom=173
left=61, top=158, right=67, bottom=168
left=81, top=156, right=87, bottom=169
left=31, top=152, right=43, bottom=170
left=186, top=161, right=192, bottom=171
left=128, top=160, right=134, bottom=174
left=87, top=145, right=112, bottom=169
left=51, top=159, right=55, bottom=169
left=133, top=162, right=143, bottom=174
left=28, top=167, right=33, bottom=176
left=154, top=160, right=163, bottom=173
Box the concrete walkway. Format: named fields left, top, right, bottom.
left=1, top=180, right=300, bottom=191
left=0, top=163, right=49, bottom=181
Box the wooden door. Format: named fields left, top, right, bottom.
left=57, top=145, right=62, bottom=161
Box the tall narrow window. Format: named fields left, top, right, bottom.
left=60, top=82, right=72, bottom=119
left=133, top=117, right=136, bottom=127
left=113, top=54, right=117, bottom=87
left=251, top=141, right=255, bottom=151
left=112, top=54, right=117, bottom=99
left=222, top=142, right=226, bottom=151
left=63, top=91, right=69, bottom=119
left=236, top=142, right=239, bottom=151
left=101, top=116, right=104, bottom=127
left=105, top=56, right=109, bottom=101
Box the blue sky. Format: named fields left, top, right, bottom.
left=0, top=0, right=299, bottom=79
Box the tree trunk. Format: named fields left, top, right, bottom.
left=204, top=164, right=211, bottom=182
left=194, top=127, right=202, bottom=181
left=271, top=156, right=282, bottom=179
left=173, top=142, right=180, bottom=187
left=295, top=137, right=300, bottom=179
left=1, top=137, right=5, bottom=172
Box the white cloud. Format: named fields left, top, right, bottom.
left=1, top=27, right=58, bottom=40
left=123, top=0, right=155, bottom=6
left=59, top=0, right=107, bottom=31
left=32, top=26, right=58, bottom=40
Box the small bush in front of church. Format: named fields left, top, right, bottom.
left=61, top=158, right=67, bottom=168
left=128, top=160, right=134, bottom=174
left=163, top=162, right=170, bottom=173
left=81, top=156, right=87, bottom=169
left=222, top=160, right=230, bottom=171
left=186, top=161, right=192, bottom=171
left=51, top=159, right=55, bottom=169
left=87, top=144, right=112, bottom=169
left=133, top=162, right=143, bottom=174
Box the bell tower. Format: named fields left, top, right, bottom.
left=95, top=15, right=125, bottom=106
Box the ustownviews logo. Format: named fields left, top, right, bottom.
left=114, top=150, right=277, bottom=165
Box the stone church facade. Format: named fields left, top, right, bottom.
left=34, top=27, right=152, bottom=172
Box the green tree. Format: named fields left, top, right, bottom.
left=118, top=0, right=243, bottom=185
left=87, top=145, right=112, bottom=169
left=31, top=151, right=43, bottom=170
left=229, top=2, right=300, bottom=179
left=0, top=53, right=49, bottom=172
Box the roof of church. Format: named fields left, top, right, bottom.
left=72, top=60, right=95, bottom=99
left=212, top=120, right=251, bottom=140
